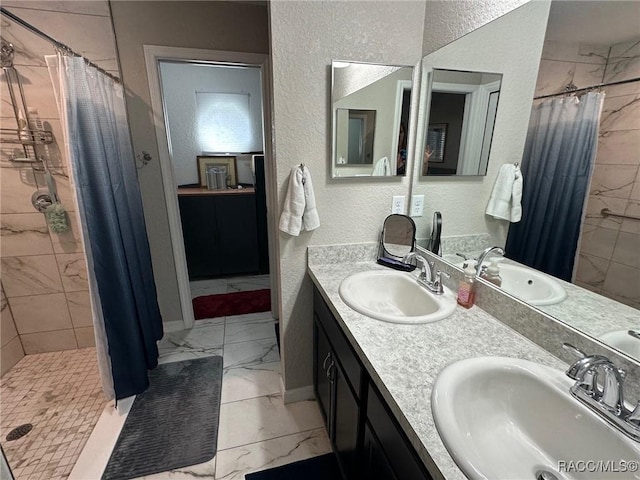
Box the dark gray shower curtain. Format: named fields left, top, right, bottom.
left=56, top=56, right=163, bottom=400
left=505, top=92, right=604, bottom=281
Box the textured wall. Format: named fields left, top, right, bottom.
left=270, top=0, right=425, bottom=392
left=410, top=1, right=551, bottom=246
left=158, top=62, right=264, bottom=186
left=421, top=0, right=530, bottom=55
left=110, top=0, right=269, bottom=323
left=0, top=1, right=119, bottom=369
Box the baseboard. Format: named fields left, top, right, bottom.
left=280, top=378, right=315, bottom=404
left=163, top=320, right=186, bottom=333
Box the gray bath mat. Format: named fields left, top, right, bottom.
left=102, top=356, right=223, bottom=480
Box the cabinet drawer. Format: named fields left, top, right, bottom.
left=313, top=288, right=362, bottom=398
left=367, top=384, right=432, bottom=480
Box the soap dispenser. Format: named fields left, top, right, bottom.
left=481, top=258, right=503, bottom=287
left=457, top=263, right=476, bottom=309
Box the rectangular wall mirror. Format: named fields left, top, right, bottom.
left=419, top=69, right=502, bottom=176
left=331, top=60, right=413, bottom=178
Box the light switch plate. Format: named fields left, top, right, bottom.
left=410, top=195, right=424, bottom=217
left=391, top=195, right=405, bottom=214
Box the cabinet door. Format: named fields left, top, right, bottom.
left=313, top=319, right=332, bottom=429
left=178, top=195, right=219, bottom=278
left=333, top=360, right=360, bottom=480
left=215, top=195, right=259, bottom=275
left=362, top=423, right=399, bottom=480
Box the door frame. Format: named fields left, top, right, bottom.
left=144, top=45, right=279, bottom=329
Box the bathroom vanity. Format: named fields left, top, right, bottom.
left=308, top=245, right=574, bottom=480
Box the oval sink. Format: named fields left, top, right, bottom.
left=338, top=270, right=456, bottom=324
left=458, top=262, right=566, bottom=306
left=600, top=330, right=640, bottom=361
left=432, top=357, right=640, bottom=480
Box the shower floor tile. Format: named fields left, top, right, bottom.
left=0, top=347, right=104, bottom=480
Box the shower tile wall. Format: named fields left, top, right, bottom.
left=0, top=1, right=119, bottom=369
left=535, top=38, right=640, bottom=309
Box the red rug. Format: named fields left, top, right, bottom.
left=193, top=289, right=271, bottom=320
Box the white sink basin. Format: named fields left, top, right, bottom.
left=338, top=270, right=456, bottom=324
left=432, top=357, right=640, bottom=480
left=600, top=330, right=640, bottom=361
left=459, top=262, right=566, bottom=306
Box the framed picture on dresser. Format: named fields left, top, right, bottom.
left=197, top=155, right=237, bottom=188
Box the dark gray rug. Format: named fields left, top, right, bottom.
left=102, top=356, right=223, bottom=480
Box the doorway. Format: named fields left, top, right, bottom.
left=144, top=46, right=279, bottom=331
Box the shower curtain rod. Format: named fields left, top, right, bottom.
left=0, top=7, right=121, bottom=84
left=534, top=76, right=640, bottom=100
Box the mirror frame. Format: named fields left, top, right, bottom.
left=331, top=59, right=416, bottom=179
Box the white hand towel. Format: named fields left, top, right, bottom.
left=279, top=165, right=320, bottom=236
left=302, top=167, right=320, bottom=231
left=371, top=156, right=390, bottom=176
left=486, top=163, right=523, bottom=222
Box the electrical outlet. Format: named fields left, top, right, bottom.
left=391, top=195, right=405, bottom=214
left=410, top=195, right=424, bottom=217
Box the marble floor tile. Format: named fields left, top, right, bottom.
left=157, top=323, right=225, bottom=355
left=217, top=396, right=324, bottom=451
left=215, top=428, right=331, bottom=480
left=132, top=456, right=216, bottom=480
left=226, top=275, right=271, bottom=293
left=158, top=349, right=223, bottom=366
left=190, top=278, right=227, bottom=299
left=193, top=316, right=226, bottom=329
left=223, top=338, right=280, bottom=372
left=221, top=362, right=281, bottom=404
left=225, top=313, right=276, bottom=345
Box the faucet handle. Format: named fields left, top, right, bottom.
left=628, top=402, right=640, bottom=426
left=431, top=271, right=450, bottom=295
left=600, top=364, right=623, bottom=411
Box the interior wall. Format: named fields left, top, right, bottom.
left=109, top=0, right=269, bottom=323
left=0, top=1, right=119, bottom=367
left=159, top=62, right=264, bottom=186
left=411, top=1, right=551, bottom=246
left=269, top=0, right=425, bottom=393
left=545, top=38, right=640, bottom=309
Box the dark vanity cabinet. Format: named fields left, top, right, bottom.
left=313, top=287, right=433, bottom=480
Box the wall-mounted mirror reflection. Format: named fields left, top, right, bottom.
left=420, top=69, right=502, bottom=176
left=332, top=60, right=413, bottom=178
left=409, top=1, right=640, bottom=364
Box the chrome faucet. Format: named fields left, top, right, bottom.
left=562, top=343, right=640, bottom=441
left=474, top=246, right=505, bottom=277
left=402, top=252, right=450, bottom=295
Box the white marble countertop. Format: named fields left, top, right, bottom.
left=308, top=259, right=568, bottom=480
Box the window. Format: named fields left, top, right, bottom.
left=196, top=92, right=254, bottom=152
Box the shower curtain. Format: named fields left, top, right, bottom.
left=505, top=92, right=605, bottom=282
left=46, top=54, right=163, bottom=401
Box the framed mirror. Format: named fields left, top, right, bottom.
left=332, top=60, right=414, bottom=178
left=419, top=69, right=502, bottom=176
left=409, top=1, right=640, bottom=364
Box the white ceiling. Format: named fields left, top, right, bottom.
left=545, top=1, right=640, bottom=45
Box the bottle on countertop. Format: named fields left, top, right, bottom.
left=480, top=257, right=503, bottom=287
left=457, top=263, right=476, bottom=309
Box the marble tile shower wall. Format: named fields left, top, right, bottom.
left=535, top=39, right=640, bottom=309
left=0, top=1, right=119, bottom=371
